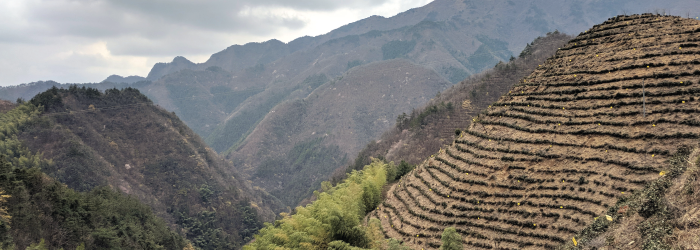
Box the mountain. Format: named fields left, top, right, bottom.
left=0, top=102, right=187, bottom=250
left=15, top=86, right=283, bottom=249
left=372, top=14, right=700, bottom=249
left=230, top=59, right=451, bottom=206
left=2, top=0, right=697, bottom=210
left=102, top=74, right=147, bottom=84
left=142, top=0, right=697, bottom=208
left=345, top=32, right=571, bottom=175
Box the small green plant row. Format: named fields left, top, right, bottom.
left=435, top=154, right=491, bottom=176
left=486, top=108, right=700, bottom=130
left=521, top=68, right=700, bottom=88
left=477, top=119, right=698, bottom=152
left=457, top=131, right=658, bottom=173
left=524, top=87, right=700, bottom=102
left=509, top=79, right=692, bottom=98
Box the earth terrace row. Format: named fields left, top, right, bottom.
left=382, top=187, right=499, bottom=249
left=441, top=148, right=645, bottom=196
left=477, top=111, right=691, bottom=163
left=457, top=128, right=665, bottom=174
left=570, top=15, right=691, bottom=44
left=414, top=165, right=599, bottom=228
left=426, top=160, right=611, bottom=211
left=478, top=112, right=696, bottom=147
left=561, top=17, right=699, bottom=52
left=390, top=178, right=567, bottom=248
left=405, top=168, right=585, bottom=244
left=519, top=66, right=700, bottom=88
left=395, top=182, right=556, bottom=249
left=439, top=148, right=631, bottom=203
left=554, top=31, right=700, bottom=62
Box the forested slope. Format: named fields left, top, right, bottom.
left=0, top=103, right=187, bottom=250
left=12, top=86, right=283, bottom=249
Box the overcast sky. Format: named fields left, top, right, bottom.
left=0, top=0, right=433, bottom=86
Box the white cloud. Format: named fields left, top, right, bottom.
left=0, top=0, right=433, bottom=86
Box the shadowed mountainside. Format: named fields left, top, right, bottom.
left=372, top=14, right=700, bottom=249
left=230, top=59, right=451, bottom=206
left=17, top=87, right=283, bottom=249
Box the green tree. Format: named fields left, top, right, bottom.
left=25, top=239, right=48, bottom=250
left=440, top=227, right=462, bottom=250
left=387, top=239, right=411, bottom=250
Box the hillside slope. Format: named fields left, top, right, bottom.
left=147, top=0, right=698, bottom=150
left=229, top=59, right=451, bottom=206
left=372, top=14, right=700, bottom=249
left=0, top=103, right=187, bottom=250
left=18, top=87, right=283, bottom=249
left=346, top=32, right=572, bottom=174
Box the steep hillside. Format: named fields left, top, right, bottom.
left=18, top=86, right=283, bottom=249
left=0, top=103, right=187, bottom=250
left=372, top=14, right=700, bottom=249
left=230, top=59, right=451, bottom=206
left=346, top=32, right=572, bottom=174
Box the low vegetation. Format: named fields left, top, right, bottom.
left=245, top=159, right=415, bottom=250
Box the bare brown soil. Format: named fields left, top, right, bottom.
left=372, top=14, right=700, bottom=249
left=0, top=100, right=15, bottom=113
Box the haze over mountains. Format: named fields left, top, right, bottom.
left=1, top=0, right=697, bottom=210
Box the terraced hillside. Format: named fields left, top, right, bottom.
left=372, top=14, right=700, bottom=249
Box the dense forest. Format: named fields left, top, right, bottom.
left=0, top=86, right=284, bottom=249
left=0, top=102, right=188, bottom=250
left=244, top=159, right=418, bottom=249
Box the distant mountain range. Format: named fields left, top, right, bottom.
left=1, top=0, right=696, bottom=208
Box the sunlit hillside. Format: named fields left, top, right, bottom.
left=373, top=14, right=700, bottom=249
